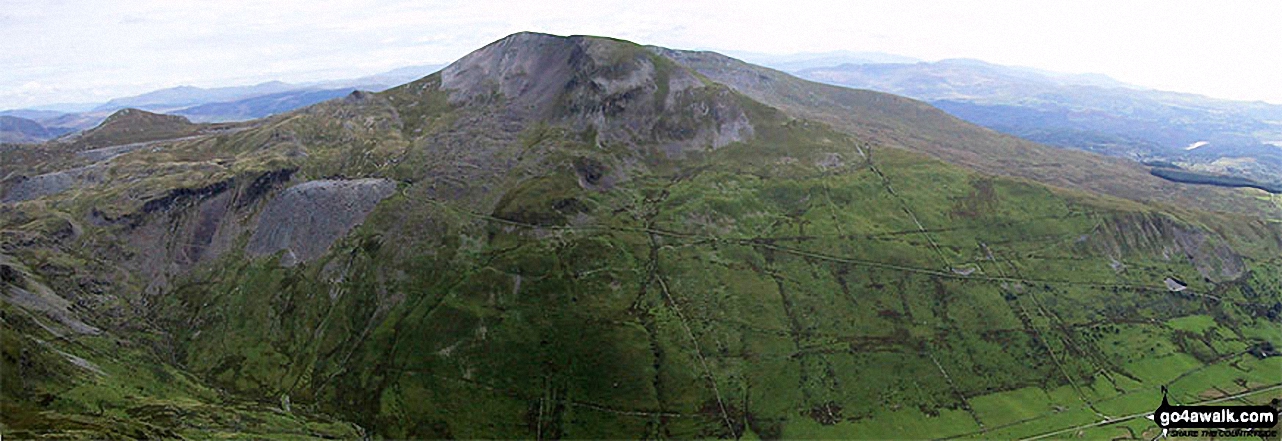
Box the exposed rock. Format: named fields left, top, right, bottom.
left=119, top=170, right=292, bottom=295
left=439, top=32, right=754, bottom=156
left=572, top=156, right=625, bottom=190
left=37, top=338, right=106, bottom=376
left=1, top=164, right=106, bottom=203
left=816, top=152, right=845, bottom=170
left=1, top=265, right=102, bottom=336
left=1087, top=213, right=1245, bottom=283
left=75, top=138, right=182, bottom=162
left=441, top=32, right=582, bottom=111
left=2, top=173, right=71, bottom=203
left=247, top=179, right=396, bottom=266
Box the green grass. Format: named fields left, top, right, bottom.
left=969, top=387, right=1058, bottom=427
left=1168, top=314, right=1218, bottom=334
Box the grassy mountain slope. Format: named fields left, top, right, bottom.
left=65, top=109, right=203, bottom=149
left=2, top=32, right=1279, bottom=439
left=657, top=49, right=1282, bottom=219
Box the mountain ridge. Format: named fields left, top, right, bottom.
left=0, top=64, right=448, bottom=142
left=658, top=48, right=1281, bottom=218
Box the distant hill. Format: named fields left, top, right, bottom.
left=65, top=108, right=202, bottom=148
left=786, top=59, right=1282, bottom=188
left=311, top=63, right=446, bottom=89
left=91, top=64, right=447, bottom=115
left=1, top=64, right=446, bottom=137
left=92, top=81, right=301, bottom=113
left=0, top=115, right=68, bottom=143
left=0, top=109, right=71, bottom=121
left=721, top=49, right=921, bottom=72
left=172, top=88, right=361, bottom=122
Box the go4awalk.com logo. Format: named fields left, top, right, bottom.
left=1146, top=386, right=1279, bottom=439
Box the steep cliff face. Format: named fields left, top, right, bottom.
left=1088, top=212, right=1247, bottom=282
left=247, top=178, right=396, bottom=266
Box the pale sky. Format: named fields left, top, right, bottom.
left=2, top=0, right=1280, bottom=110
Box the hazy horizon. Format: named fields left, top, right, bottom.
left=3, top=0, right=1280, bottom=110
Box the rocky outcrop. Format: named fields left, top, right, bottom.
left=439, top=32, right=754, bottom=156
left=0, top=259, right=101, bottom=336
left=1, top=164, right=107, bottom=203
left=247, top=179, right=396, bottom=266
left=106, top=169, right=295, bottom=295
left=1089, top=212, right=1246, bottom=282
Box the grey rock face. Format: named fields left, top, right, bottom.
left=439, top=32, right=754, bottom=156
left=247, top=179, right=396, bottom=266
left=1089, top=213, right=1246, bottom=282
left=0, top=264, right=101, bottom=336
left=441, top=32, right=580, bottom=111
left=1, top=165, right=106, bottom=203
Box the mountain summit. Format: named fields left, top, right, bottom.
left=2, top=32, right=1279, bottom=439
left=431, top=32, right=754, bottom=155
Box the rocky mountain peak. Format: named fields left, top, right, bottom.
left=435, top=32, right=753, bottom=155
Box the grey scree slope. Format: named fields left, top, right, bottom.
left=246, top=178, right=396, bottom=266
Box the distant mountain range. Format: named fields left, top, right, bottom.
left=719, top=49, right=921, bottom=72
left=781, top=58, right=1282, bottom=188
left=0, top=63, right=444, bottom=143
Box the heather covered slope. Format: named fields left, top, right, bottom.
left=2, top=32, right=1280, bottom=439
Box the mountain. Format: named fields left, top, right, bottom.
left=2, top=32, right=1280, bottom=439
left=660, top=49, right=1281, bottom=215
left=0, top=112, right=80, bottom=144
left=62, top=108, right=205, bottom=148
left=0, top=109, right=72, bottom=121
left=789, top=60, right=1282, bottom=189
left=0, top=64, right=449, bottom=139
left=170, top=88, right=363, bottom=122
left=0, top=116, right=72, bottom=144
left=312, top=63, right=447, bottom=90
left=91, top=65, right=448, bottom=116
left=722, top=50, right=921, bottom=72
left=92, top=81, right=301, bottom=113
